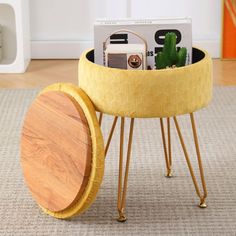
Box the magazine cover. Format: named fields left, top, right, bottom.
left=94, top=18, right=192, bottom=70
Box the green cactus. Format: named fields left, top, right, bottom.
left=155, top=32, right=187, bottom=69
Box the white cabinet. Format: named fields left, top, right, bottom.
left=0, top=0, right=30, bottom=73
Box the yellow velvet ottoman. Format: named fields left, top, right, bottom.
left=21, top=47, right=212, bottom=222
left=79, top=48, right=212, bottom=118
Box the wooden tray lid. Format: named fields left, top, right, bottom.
left=21, top=84, right=104, bottom=217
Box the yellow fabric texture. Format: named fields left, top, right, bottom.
left=38, top=83, right=105, bottom=219
left=78, top=48, right=213, bottom=118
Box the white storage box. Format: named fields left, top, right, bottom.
left=0, top=24, right=2, bottom=62
left=0, top=0, right=30, bottom=73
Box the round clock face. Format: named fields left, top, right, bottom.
left=128, top=54, right=142, bottom=68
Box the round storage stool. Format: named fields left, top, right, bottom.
left=21, top=47, right=212, bottom=222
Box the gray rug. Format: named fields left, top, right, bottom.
left=0, top=86, right=236, bottom=236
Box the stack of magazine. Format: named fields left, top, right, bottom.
left=94, top=18, right=192, bottom=70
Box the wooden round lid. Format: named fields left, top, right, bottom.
left=21, top=90, right=93, bottom=212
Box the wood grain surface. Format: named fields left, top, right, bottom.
left=21, top=91, right=92, bottom=212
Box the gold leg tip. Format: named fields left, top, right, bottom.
left=199, top=201, right=207, bottom=208
left=117, top=213, right=127, bottom=222
left=165, top=171, right=173, bottom=178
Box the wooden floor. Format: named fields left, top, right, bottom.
left=0, top=59, right=235, bottom=88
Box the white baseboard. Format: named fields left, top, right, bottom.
left=31, top=39, right=220, bottom=59
left=31, top=40, right=93, bottom=59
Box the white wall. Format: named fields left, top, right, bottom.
left=30, top=0, right=222, bottom=58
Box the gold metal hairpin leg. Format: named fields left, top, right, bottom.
left=173, top=114, right=207, bottom=208
left=117, top=117, right=135, bottom=222
left=160, top=118, right=172, bottom=177
left=99, top=112, right=103, bottom=126
left=105, top=116, right=118, bottom=157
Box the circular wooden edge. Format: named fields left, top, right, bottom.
left=21, top=90, right=93, bottom=212
left=31, top=83, right=104, bottom=219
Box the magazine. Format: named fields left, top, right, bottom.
left=94, top=18, right=192, bottom=70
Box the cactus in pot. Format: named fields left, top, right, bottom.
left=155, top=32, right=187, bottom=69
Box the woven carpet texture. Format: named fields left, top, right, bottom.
left=0, top=87, right=235, bottom=235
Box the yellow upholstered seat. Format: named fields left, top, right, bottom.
left=79, top=48, right=212, bottom=118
